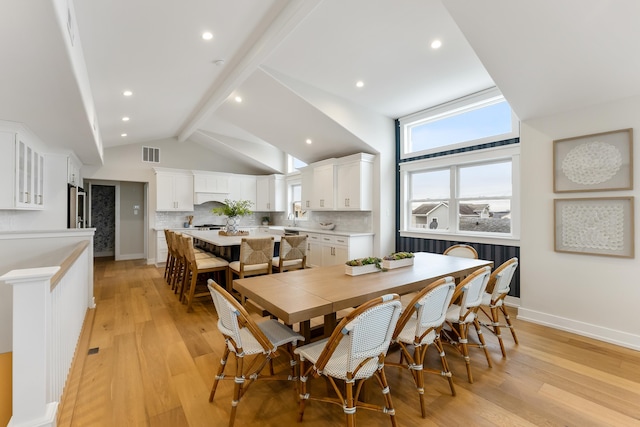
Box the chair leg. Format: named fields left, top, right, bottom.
left=185, top=268, right=198, bottom=312
left=458, top=323, right=473, bottom=383
left=473, top=318, right=493, bottom=369
left=433, top=336, right=456, bottom=396
left=297, top=360, right=309, bottom=422
left=344, top=377, right=355, bottom=427
left=209, top=345, right=231, bottom=402
left=491, top=306, right=507, bottom=357
left=229, top=354, right=244, bottom=427
left=411, top=345, right=427, bottom=418
left=500, top=305, right=519, bottom=344
left=376, top=367, right=397, bottom=427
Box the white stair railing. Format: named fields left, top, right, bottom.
left=0, top=241, right=93, bottom=427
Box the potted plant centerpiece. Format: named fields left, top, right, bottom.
left=212, top=199, right=253, bottom=234
left=345, top=257, right=383, bottom=276
left=382, top=251, right=415, bottom=269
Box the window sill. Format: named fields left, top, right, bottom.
left=400, top=230, right=520, bottom=247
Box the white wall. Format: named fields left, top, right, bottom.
left=519, top=95, right=640, bottom=350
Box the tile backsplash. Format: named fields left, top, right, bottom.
left=155, top=202, right=372, bottom=232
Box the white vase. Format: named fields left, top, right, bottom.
left=226, top=216, right=240, bottom=234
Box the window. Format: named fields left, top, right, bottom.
left=402, top=148, right=518, bottom=239
left=287, top=155, right=307, bottom=174
left=399, top=88, right=520, bottom=241
left=287, top=180, right=308, bottom=221
left=400, top=87, right=519, bottom=159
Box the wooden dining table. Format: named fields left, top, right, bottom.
left=233, top=252, right=493, bottom=341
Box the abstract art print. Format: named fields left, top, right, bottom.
left=553, top=128, right=633, bottom=192
left=554, top=197, right=634, bottom=258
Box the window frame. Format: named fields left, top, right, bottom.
left=399, top=87, right=519, bottom=160
left=400, top=144, right=520, bottom=245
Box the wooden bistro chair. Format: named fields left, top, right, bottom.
left=272, top=234, right=307, bottom=273
left=180, top=234, right=229, bottom=312
left=227, top=236, right=274, bottom=297
left=443, top=244, right=478, bottom=259
left=479, top=257, right=519, bottom=357
left=443, top=266, right=492, bottom=383
left=295, top=294, right=403, bottom=427
left=207, top=280, right=304, bottom=427
left=387, top=276, right=456, bottom=418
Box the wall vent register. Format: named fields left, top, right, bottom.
left=142, top=146, right=160, bottom=163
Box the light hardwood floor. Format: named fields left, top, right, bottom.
left=58, top=258, right=640, bottom=426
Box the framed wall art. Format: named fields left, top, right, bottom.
left=554, top=197, right=634, bottom=258
left=553, top=128, right=633, bottom=193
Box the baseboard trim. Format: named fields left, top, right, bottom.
left=116, top=253, right=145, bottom=261
left=518, top=307, right=640, bottom=351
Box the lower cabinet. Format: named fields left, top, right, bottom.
left=306, top=232, right=373, bottom=268
left=156, top=231, right=168, bottom=266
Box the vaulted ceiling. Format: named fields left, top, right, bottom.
left=2, top=0, right=640, bottom=171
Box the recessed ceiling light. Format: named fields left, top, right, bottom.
left=356, top=81, right=364, bottom=88
left=431, top=39, right=442, bottom=49
left=234, top=96, right=242, bottom=103
left=121, top=133, right=127, bottom=137
left=123, top=90, right=132, bottom=97
left=202, top=32, right=213, bottom=41
left=122, top=116, right=130, bottom=122
left=305, top=139, right=312, bottom=144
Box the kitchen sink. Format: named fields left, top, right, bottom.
left=283, top=229, right=299, bottom=236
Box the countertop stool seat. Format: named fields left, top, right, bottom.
left=272, top=234, right=307, bottom=273
left=227, top=237, right=274, bottom=304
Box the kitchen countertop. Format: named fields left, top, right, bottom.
left=268, top=226, right=374, bottom=237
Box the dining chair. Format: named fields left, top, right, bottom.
left=227, top=236, right=274, bottom=296
left=272, top=234, right=307, bottom=273
left=207, top=279, right=304, bottom=427
left=387, top=276, right=456, bottom=418
left=163, top=229, right=175, bottom=283
left=295, top=293, right=403, bottom=427
left=478, top=257, right=519, bottom=357
left=442, top=265, right=492, bottom=383
left=180, top=234, right=229, bottom=312
left=443, top=244, right=478, bottom=259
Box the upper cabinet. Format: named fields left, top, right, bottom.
left=255, top=174, right=285, bottom=212
left=0, top=130, right=45, bottom=210
left=336, top=153, right=374, bottom=211
left=193, top=172, right=230, bottom=194
left=155, top=168, right=194, bottom=211
left=229, top=174, right=257, bottom=207
left=300, top=153, right=375, bottom=212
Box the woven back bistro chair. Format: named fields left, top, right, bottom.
left=272, top=234, right=308, bottom=273
left=387, top=276, right=456, bottom=418
left=479, top=257, right=519, bottom=357
left=443, top=266, right=492, bottom=383
left=181, top=234, right=228, bottom=312
left=295, top=294, right=403, bottom=427
left=207, top=280, right=304, bottom=427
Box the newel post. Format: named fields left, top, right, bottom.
left=1, top=266, right=60, bottom=427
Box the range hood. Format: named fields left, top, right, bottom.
left=194, top=192, right=229, bottom=204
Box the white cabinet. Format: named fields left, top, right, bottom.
left=312, top=163, right=336, bottom=210
left=336, top=153, right=374, bottom=210
left=0, top=131, right=45, bottom=210
left=301, top=153, right=374, bottom=212
left=193, top=172, right=229, bottom=193
left=305, top=232, right=373, bottom=268
left=155, top=169, right=194, bottom=211
left=256, top=175, right=285, bottom=212
left=229, top=174, right=257, bottom=207
left=156, top=230, right=168, bottom=266
left=300, top=167, right=313, bottom=210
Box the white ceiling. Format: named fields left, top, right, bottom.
left=3, top=0, right=640, bottom=170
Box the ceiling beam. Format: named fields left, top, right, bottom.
left=177, top=0, right=322, bottom=143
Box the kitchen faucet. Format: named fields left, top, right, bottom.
left=288, top=212, right=297, bottom=227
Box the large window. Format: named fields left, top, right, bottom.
left=400, top=87, right=519, bottom=159
left=399, top=88, right=520, bottom=241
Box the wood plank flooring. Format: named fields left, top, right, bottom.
left=58, top=258, right=640, bottom=426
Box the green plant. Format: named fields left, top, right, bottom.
left=345, top=257, right=383, bottom=269
left=211, top=199, right=253, bottom=217
left=383, top=252, right=415, bottom=261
